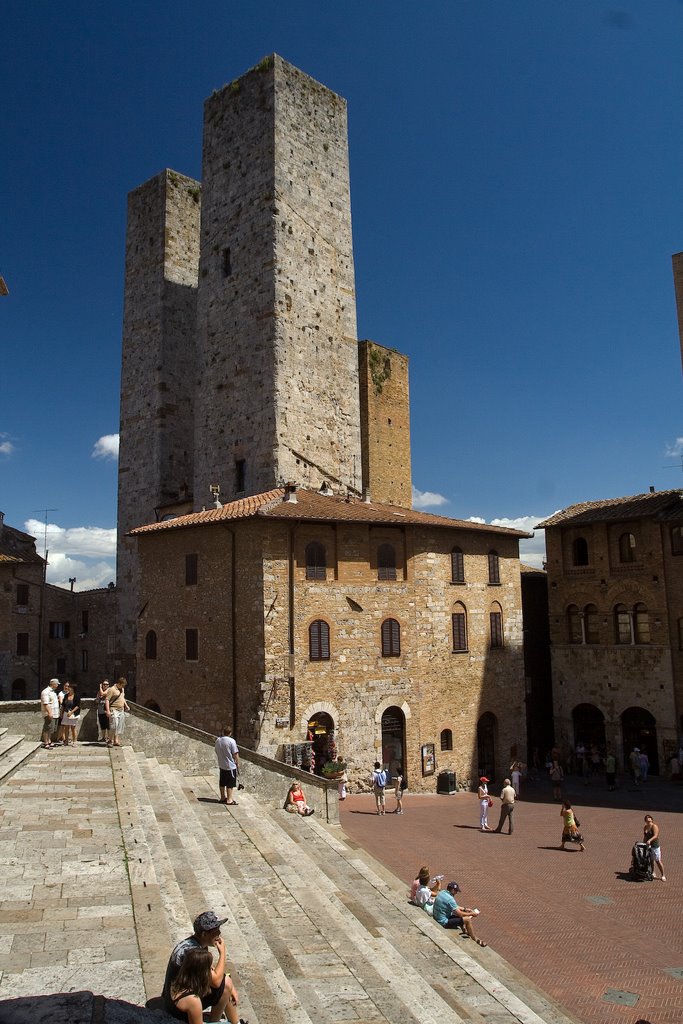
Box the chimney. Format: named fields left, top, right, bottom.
left=649, top=486, right=655, bottom=494
left=283, top=481, right=298, bottom=504
left=363, top=487, right=372, bottom=504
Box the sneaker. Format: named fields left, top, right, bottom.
left=661, top=876, right=667, bottom=881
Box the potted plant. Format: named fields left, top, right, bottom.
left=322, top=759, right=347, bottom=780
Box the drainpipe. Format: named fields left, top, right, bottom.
left=223, top=526, right=238, bottom=738
left=288, top=523, right=296, bottom=727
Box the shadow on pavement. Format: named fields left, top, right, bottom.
left=0, top=992, right=173, bottom=1024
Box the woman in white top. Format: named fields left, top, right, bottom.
left=478, top=776, right=491, bottom=831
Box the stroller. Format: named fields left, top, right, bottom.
left=630, top=841, right=653, bottom=881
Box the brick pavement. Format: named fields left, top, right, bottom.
left=340, top=775, right=683, bottom=1024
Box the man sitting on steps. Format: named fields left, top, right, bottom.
left=162, top=910, right=245, bottom=1023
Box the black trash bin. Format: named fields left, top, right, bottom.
left=437, top=770, right=456, bottom=794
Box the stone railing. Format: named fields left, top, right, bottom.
left=0, top=700, right=339, bottom=823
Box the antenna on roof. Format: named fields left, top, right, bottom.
left=209, top=484, right=222, bottom=509
left=27, top=507, right=59, bottom=559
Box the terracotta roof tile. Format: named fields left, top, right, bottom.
left=536, top=489, right=683, bottom=529
left=130, top=487, right=531, bottom=538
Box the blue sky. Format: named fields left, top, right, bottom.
left=2, top=1, right=683, bottom=587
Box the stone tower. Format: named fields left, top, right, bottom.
left=672, top=251, right=683, bottom=374
left=192, top=55, right=362, bottom=504
left=358, top=340, right=412, bottom=508
left=116, top=170, right=201, bottom=670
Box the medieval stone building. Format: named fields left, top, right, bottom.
left=0, top=512, right=117, bottom=699
left=538, top=489, right=683, bottom=774
left=118, top=55, right=529, bottom=786
left=132, top=488, right=527, bottom=790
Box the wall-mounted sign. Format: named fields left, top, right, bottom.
left=421, top=743, right=436, bottom=777
left=275, top=717, right=289, bottom=728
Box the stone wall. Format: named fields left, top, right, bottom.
left=544, top=517, right=681, bottom=769
left=358, top=341, right=412, bottom=508
left=135, top=514, right=526, bottom=793
left=117, top=169, right=201, bottom=683
left=193, top=55, right=362, bottom=504
left=0, top=700, right=337, bottom=821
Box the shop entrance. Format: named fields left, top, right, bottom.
left=381, top=706, right=406, bottom=785
left=307, top=711, right=337, bottom=776
left=621, top=706, right=659, bottom=775
left=572, top=703, right=606, bottom=751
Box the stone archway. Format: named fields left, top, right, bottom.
left=621, top=706, right=659, bottom=775
left=572, top=703, right=606, bottom=751
left=381, top=705, right=407, bottom=786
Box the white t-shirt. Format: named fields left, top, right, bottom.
left=215, top=735, right=239, bottom=771
left=41, top=687, right=59, bottom=719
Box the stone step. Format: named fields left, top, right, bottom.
left=127, top=750, right=315, bottom=1024
left=0, top=735, right=41, bottom=784
left=152, top=763, right=549, bottom=1024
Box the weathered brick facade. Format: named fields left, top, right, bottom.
left=134, top=490, right=527, bottom=791
left=539, top=491, right=683, bottom=774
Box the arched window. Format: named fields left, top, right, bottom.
left=452, top=603, right=467, bottom=652
left=584, top=604, right=599, bottom=644
left=381, top=618, right=401, bottom=657
left=633, top=603, right=650, bottom=645
left=305, top=542, right=327, bottom=581
left=490, top=603, right=504, bottom=649
left=11, top=679, right=26, bottom=700
left=567, top=605, right=582, bottom=644
left=451, top=547, right=464, bottom=583
left=440, top=728, right=453, bottom=751
left=145, top=630, right=157, bottom=660
left=618, top=532, right=636, bottom=563
left=377, top=544, right=397, bottom=581
left=572, top=537, right=589, bottom=566
left=614, top=604, right=631, bottom=645
left=488, top=550, right=500, bottom=585
left=309, top=620, right=330, bottom=661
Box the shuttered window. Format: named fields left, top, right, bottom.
left=452, top=610, right=467, bottom=652
left=488, top=550, right=500, bottom=585
left=305, top=542, right=327, bottom=581
left=490, top=610, right=503, bottom=649
left=377, top=544, right=397, bottom=581
left=451, top=547, right=464, bottom=583
left=309, top=620, right=330, bottom=661
left=381, top=618, right=401, bottom=657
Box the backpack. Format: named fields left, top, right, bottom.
left=374, top=770, right=386, bottom=788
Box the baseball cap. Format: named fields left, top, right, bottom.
left=447, top=881, right=461, bottom=893
left=193, top=910, right=228, bottom=933
left=479, top=776, right=489, bottom=783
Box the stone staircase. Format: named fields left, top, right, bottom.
left=0, top=743, right=579, bottom=1024
left=0, top=725, right=41, bottom=783
left=123, top=748, right=576, bottom=1024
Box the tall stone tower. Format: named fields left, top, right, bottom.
left=672, top=251, right=683, bottom=374
left=358, top=341, right=412, bottom=508
left=116, top=170, right=201, bottom=672
left=192, top=55, right=362, bottom=504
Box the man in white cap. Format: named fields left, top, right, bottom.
left=162, top=910, right=242, bottom=1022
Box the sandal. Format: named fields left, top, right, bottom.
left=226, top=800, right=239, bottom=806
left=476, top=939, right=487, bottom=947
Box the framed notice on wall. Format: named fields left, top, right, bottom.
left=421, top=743, right=436, bottom=776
